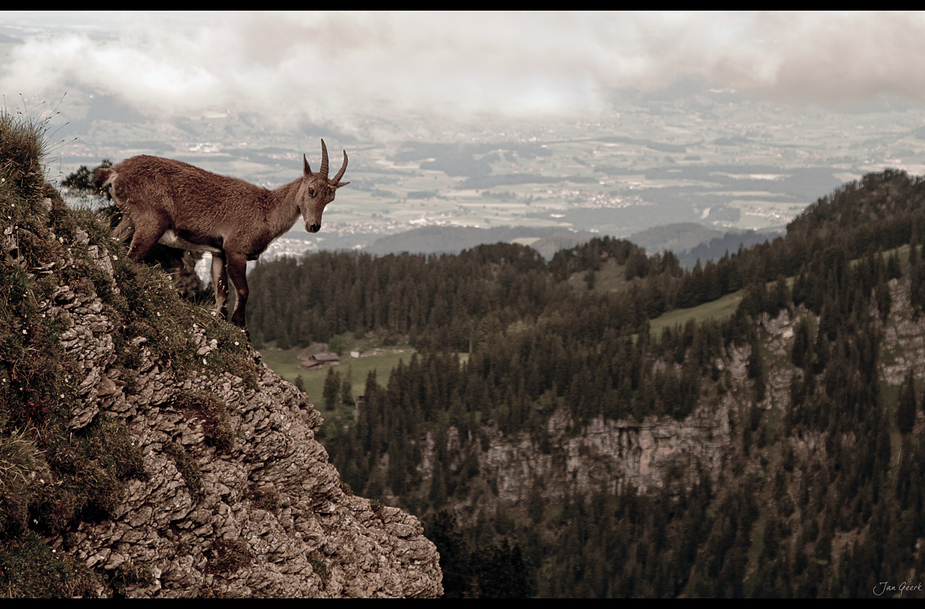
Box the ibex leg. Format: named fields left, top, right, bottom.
left=210, top=252, right=229, bottom=320
left=225, top=251, right=249, bottom=329
left=127, top=213, right=168, bottom=262
left=112, top=213, right=135, bottom=243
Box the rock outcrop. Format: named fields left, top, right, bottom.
left=29, top=209, right=443, bottom=598
left=439, top=396, right=731, bottom=518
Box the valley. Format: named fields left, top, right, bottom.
left=49, top=89, right=925, bottom=258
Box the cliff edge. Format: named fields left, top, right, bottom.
left=56, top=258, right=442, bottom=597
left=0, top=113, right=442, bottom=598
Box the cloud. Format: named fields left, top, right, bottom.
left=3, top=11, right=925, bottom=131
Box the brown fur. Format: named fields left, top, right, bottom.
left=95, top=140, right=348, bottom=329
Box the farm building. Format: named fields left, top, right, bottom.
left=300, top=352, right=340, bottom=369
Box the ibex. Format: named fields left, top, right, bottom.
left=95, top=140, right=349, bottom=329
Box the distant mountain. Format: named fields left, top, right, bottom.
left=627, top=222, right=783, bottom=268
left=680, top=226, right=782, bottom=267
left=628, top=222, right=725, bottom=254
left=358, top=222, right=779, bottom=264
left=361, top=225, right=598, bottom=258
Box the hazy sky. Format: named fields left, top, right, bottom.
left=3, top=11, right=925, bottom=131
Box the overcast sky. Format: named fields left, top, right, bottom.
left=3, top=11, right=925, bottom=131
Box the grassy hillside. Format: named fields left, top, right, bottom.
left=259, top=341, right=416, bottom=405
left=648, top=289, right=744, bottom=335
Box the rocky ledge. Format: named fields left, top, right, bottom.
left=38, top=227, right=442, bottom=598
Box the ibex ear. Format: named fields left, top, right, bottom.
left=303, top=154, right=313, bottom=177
left=336, top=181, right=350, bottom=189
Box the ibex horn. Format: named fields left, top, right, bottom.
left=332, top=150, right=348, bottom=186
left=320, top=139, right=330, bottom=178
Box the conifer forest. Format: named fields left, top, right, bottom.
left=242, top=169, right=925, bottom=597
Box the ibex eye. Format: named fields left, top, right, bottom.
left=308, top=188, right=315, bottom=196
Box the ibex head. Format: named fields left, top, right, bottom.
left=300, top=139, right=349, bottom=233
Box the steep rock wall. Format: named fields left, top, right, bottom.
left=474, top=399, right=731, bottom=510
left=35, top=215, right=442, bottom=598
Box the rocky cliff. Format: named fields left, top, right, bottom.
left=402, top=366, right=734, bottom=535
left=1, top=191, right=442, bottom=595
left=478, top=400, right=731, bottom=506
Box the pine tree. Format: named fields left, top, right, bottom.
left=340, top=366, right=354, bottom=406
left=747, top=330, right=766, bottom=402
left=897, top=369, right=918, bottom=435
left=425, top=510, right=475, bottom=598
left=323, top=367, right=341, bottom=411
left=791, top=317, right=812, bottom=370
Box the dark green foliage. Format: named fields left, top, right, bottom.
left=0, top=110, right=47, bottom=200
left=59, top=159, right=112, bottom=199
left=474, top=539, right=533, bottom=598
left=340, top=366, right=354, bottom=406
left=425, top=510, right=532, bottom=598
left=746, top=328, right=766, bottom=402
left=107, top=561, right=154, bottom=597
left=791, top=316, right=813, bottom=370
left=304, top=169, right=925, bottom=597
left=307, top=555, right=330, bottom=583
left=246, top=485, right=281, bottom=513
left=323, top=367, right=341, bottom=411
left=425, top=510, right=475, bottom=598
left=897, top=369, right=918, bottom=435
left=0, top=112, right=209, bottom=599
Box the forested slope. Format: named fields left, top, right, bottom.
left=246, top=168, right=925, bottom=598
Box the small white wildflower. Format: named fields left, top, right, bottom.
left=234, top=341, right=239, bottom=346
left=22, top=329, right=27, bottom=334
left=203, top=358, right=208, bottom=365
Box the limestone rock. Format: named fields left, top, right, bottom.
left=41, top=230, right=443, bottom=598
